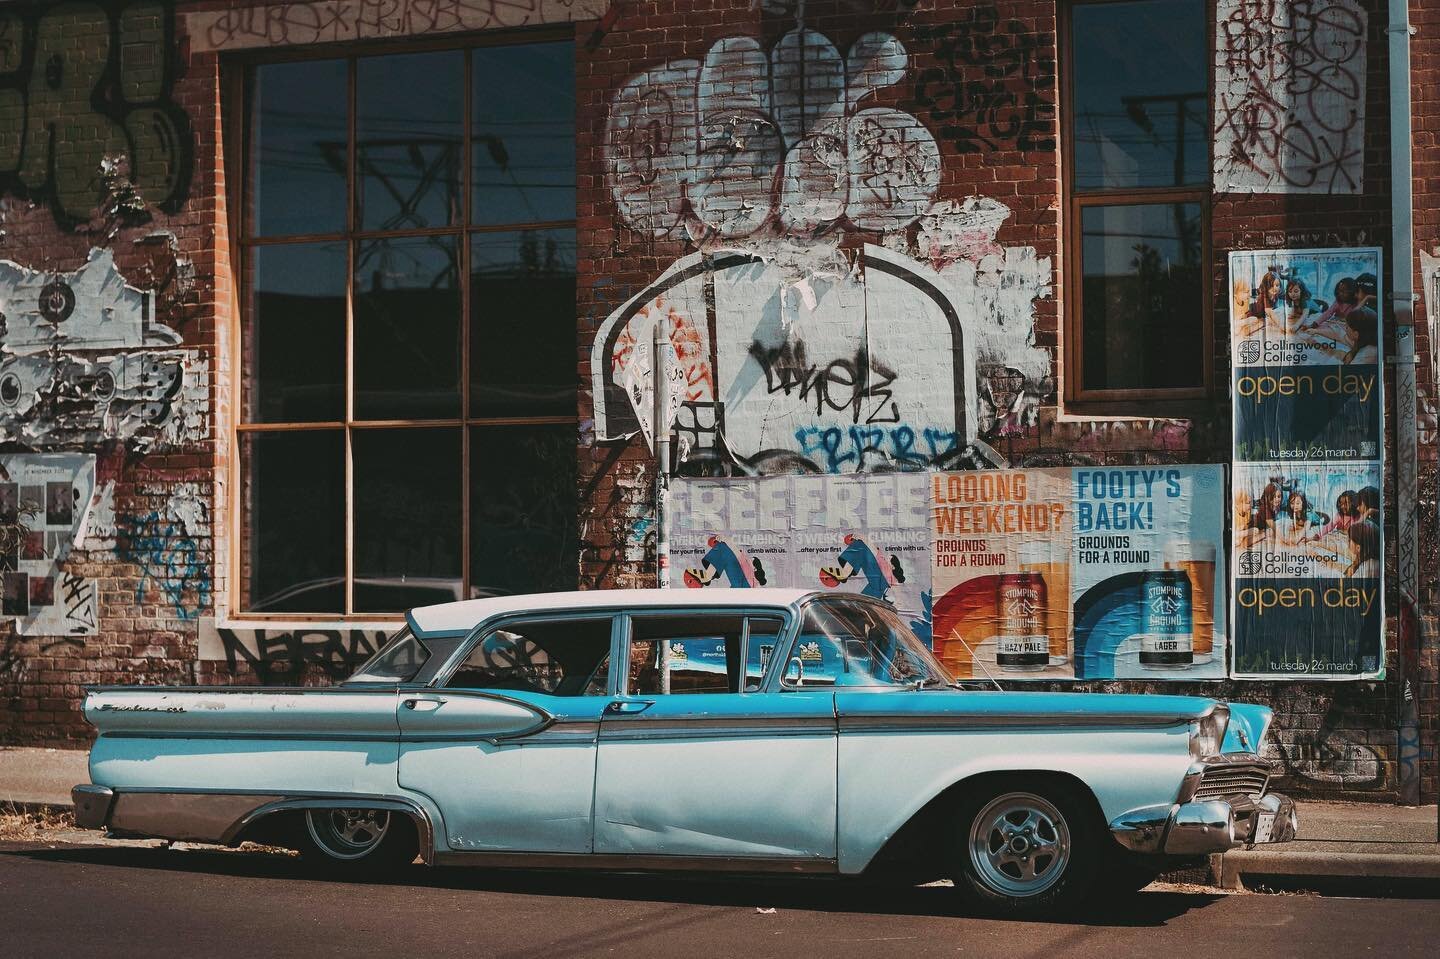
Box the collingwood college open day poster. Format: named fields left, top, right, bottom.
left=1229, top=247, right=1385, bottom=680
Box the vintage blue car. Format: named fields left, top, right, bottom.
left=72, top=589, right=1296, bottom=915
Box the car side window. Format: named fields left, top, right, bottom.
left=786, top=601, right=929, bottom=687
left=628, top=614, right=745, bottom=695
left=745, top=616, right=785, bottom=691
left=446, top=617, right=612, bottom=695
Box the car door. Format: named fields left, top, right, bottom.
left=592, top=611, right=838, bottom=865
left=396, top=614, right=618, bottom=854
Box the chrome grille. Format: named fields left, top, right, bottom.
left=1193, top=763, right=1270, bottom=800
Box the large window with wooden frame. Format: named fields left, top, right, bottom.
left=1063, top=0, right=1210, bottom=409
left=236, top=35, right=577, bottom=617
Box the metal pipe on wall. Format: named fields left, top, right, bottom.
left=653, top=313, right=671, bottom=589
left=1387, top=0, right=1421, bottom=808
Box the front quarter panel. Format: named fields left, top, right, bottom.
left=836, top=693, right=1200, bottom=874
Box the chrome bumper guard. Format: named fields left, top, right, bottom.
left=1110, top=788, right=1298, bottom=856
left=72, top=784, right=115, bottom=829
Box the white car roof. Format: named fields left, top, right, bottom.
left=406, top=588, right=818, bottom=637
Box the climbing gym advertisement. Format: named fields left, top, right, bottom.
left=669, top=474, right=933, bottom=644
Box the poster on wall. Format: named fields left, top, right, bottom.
left=1228, top=248, right=1385, bottom=680
left=669, top=475, right=933, bottom=643
left=0, top=453, right=99, bottom=636
left=930, top=467, right=1227, bottom=682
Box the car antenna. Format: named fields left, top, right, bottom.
left=944, top=629, right=1004, bottom=693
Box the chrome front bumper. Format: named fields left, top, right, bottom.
left=1110, top=791, right=1299, bottom=856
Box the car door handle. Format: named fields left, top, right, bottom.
left=604, top=700, right=654, bottom=715
left=403, top=697, right=446, bottom=712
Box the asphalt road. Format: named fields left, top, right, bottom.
left=1, top=841, right=1436, bottom=958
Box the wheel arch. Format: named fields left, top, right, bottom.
left=227, top=797, right=436, bottom=863
left=861, top=768, right=1108, bottom=878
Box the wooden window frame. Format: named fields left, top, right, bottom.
left=1060, top=0, right=1214, bottom=415
left=225, top=27, right=577, bottom=621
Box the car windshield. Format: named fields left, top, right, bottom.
left=347, top=628, right=430, bottom=683
left=788, top=599, right=954, bottom=688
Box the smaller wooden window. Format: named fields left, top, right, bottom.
left=1063, top=0, right=1212, bottom=410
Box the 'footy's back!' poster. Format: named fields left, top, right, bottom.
left=1228, top=248, right=1384, bottom=679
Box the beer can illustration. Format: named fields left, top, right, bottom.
left=1140, top=569, right=1193, bottom=667
left=996, top=572, right=1048, bottom=671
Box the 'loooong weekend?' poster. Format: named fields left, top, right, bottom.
left=930, top=466, right=1227, bottom=681
left=1229, top=248, right=1385, bottom=680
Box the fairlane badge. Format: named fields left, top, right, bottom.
left=98, top=704, right=186, bottom=713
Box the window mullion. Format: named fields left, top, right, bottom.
left=461, top=48, right=473, bottom=604
left=345, top=54, right=357, bottom=617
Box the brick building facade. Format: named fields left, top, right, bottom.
left=0, top=0, right=1435, bottom=804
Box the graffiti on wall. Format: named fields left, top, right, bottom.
left=116, top=481, right=210, bottom=620
left=0, top=453, right=99, bottom=636
left=198, top=618, right=396, bottom=682
left=0, top=1, right=193, bottom=225
left=910, top=4, right=1057, bottom=154
left=185, top=0, right=609, bottom=52
left=592, top=224, right=1052, bottom=474
left=1213, top=0, right=1367, bottom=194
left=606, top=28, right=941, bottom=244
left=0, top=248, right=208, bottom=450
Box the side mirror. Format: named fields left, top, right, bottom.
left=783, top=656, right=804, bottom=686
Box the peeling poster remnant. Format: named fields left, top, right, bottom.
left=0, top=453, right=98, bottom=636
left=1213, top=0, right=1367, bottom=194
left=0, top=248, right=208, bottom=450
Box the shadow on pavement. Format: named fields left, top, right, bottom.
left=5, top=842, right=1221, bottom=927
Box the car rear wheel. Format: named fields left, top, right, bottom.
left=953, top=780, right=1097, bottom=916
left=299, top=808, right=418, bottom=873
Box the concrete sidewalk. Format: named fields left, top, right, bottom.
left=2, top=746, right=1437, bottom=891
left=1213, top=800, right=1440, bottom=890
left=0, top=747, right=88, bottom=809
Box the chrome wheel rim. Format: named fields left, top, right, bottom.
left=305, top=808, right=391, bottom=860
left=967, top=792, right=1071, bottom=897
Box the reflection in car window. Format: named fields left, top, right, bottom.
left=447, top=618, right=611, bottom=695
left=628, top=614, right=746, bottom=695
left=788, top=601, right=952, bottom=688
left=746, top=616, right=784, bottom=690
left=348, top=628, right=429, bottom=683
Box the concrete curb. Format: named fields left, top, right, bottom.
left=1212, top=849, right=1440, bottom=889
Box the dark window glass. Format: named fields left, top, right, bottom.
left=249, top=243, right=346, bottom=422
left=1080, top=202, right=1204, bottom=391
left=469, top=229, right=576, bottom=417
left=357, top=51, right=464, bottom=231
left=353, top=427, right=462, bottom=613
left=354, top=235, right=462, bottom=420
left=469, top=424, right=576, bottom=597
left=1071, top=0, right=1207, bottom=190
left=447, top=618, right=611, bottom=694
left=472, top=42, right=576, bottom=226
left=629, top=615, right=745, bottom=695
left=251, top=59, right=347, bottom=236
left=242, top=430, right=345, bottom=612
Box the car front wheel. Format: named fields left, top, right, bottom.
left=299, top=808, right=418, bottom=873
left=953, top=780, right=1097, bottom=916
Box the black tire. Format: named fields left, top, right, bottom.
left=296, top=808, right=419, bottom=875
left=951, top=777, right=1100, bottom=917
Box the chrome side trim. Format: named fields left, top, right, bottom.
left=87, top=788, right=438, bottom=864
left=432, top=850, right=837, bottom=874
left=71, top=784, right=115, bottom=829
left=98, top=731, right=398, bottom=742
left=599, top=716, right=836, bottom=742
left=83, top=685, right=402, bottom=695
left=107, top=791, right=285, bottom=844
left=838, top=713, right=1193, bottom=733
